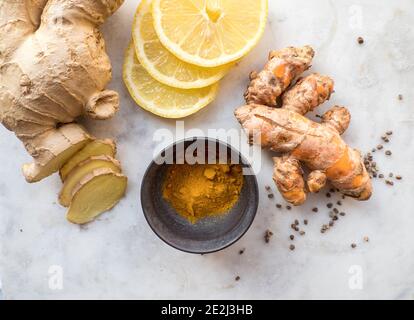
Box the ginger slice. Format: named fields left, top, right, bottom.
left=22, top=124, right=93, bottom=183
left=59, top=155, right=121, bottom=207
left=66, top=168, right=127, bottom=225
left=59, top=139, right=116, bottom=181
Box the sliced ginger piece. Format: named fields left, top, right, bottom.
left=23, top=140, right=90, bottom=183
left=22, top=124, right=93, bottom=183
left=59, top=139, right=116, bottom=181
left=67, top=168, right=127, bottom=225
left=59, top=155, right=122, bottom=207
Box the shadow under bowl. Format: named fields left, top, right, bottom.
left=140, top=137, right=259, bottom=254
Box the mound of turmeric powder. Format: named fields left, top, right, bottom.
left=162, top=163, right=244, bottom=223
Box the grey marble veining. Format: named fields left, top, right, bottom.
left=0, top=0, right=413, bottom=299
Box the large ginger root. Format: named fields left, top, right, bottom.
left=0, top=0, right=127, bottom=224
left=0, top=0, right=124, bottom=182
left=236, top=46, right=372, bottom=205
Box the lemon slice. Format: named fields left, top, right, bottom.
left=152, top=0, right=268, bottom=67
left=132, top=0, right=231, bottom=89
left=123, top=44, right=218, bottom=118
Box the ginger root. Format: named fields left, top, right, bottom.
left=0, top=0, right=124, bottom=182
left=0, top=0, right=127, bottom=224
left=236, top=46, right=372, bottom=205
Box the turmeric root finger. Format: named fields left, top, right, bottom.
left=322, top=106, right=351, bottom=135
left=307, top=170, right=327, bottom=193
left=273, top=156, right=306, bottom=205
left=235, top=104, right=307, bottom=153
left=282, top=73, right=334, bottom=115
left=244, top=46, right=315, bottom=107
left=325, top=147, right=372, bottom=200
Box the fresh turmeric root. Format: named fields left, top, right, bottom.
left=236, top=46, right=372, bottom=205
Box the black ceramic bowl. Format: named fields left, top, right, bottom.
left=140, top=137, right=259, bottom=254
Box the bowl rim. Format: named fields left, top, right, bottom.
left=140, top=136, right=259, bottom=254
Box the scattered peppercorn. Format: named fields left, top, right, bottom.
left=312, top=207, right=318, bottom=213
left=363, top=236, right=369, bottom=242
left=378, top=174, right=384, bottom=179
left=327, top=203, right=333, bottom=208
left=264, top=230, right=273, bottom=243
left=304, top=219, right=308, bottom=225
left=340, top=212, right=346, bottom=216
left=398, top=94, right=403, bottom=100
left=337, top=200, right=342, bottom=206
left=351, top=243, right=357, bottom=249
left=286, top=205, right=292, bottom=210
left=386, top=131, right=393, bottom=136
left=289, top=244, right=295, bottom=251
left=276, top=203, right=282, bottom=209
left=299, top=231, right=305, bottom=236
left=385, top=150, right=392, bottom=156
left=268, top=193, right=274, bottom=199
left=265, top=185, right=271, bottom=191
left=333, top=208, right=339, bottom=214
left=290, top=235, right=294, bottom=240
left=385, top=180, right=394, bottom=186
left=235, top=276, right=240, bottom=281
left=239, top=248, right=245, bottom=255
left=396, top=175, right=402, bottom=180
left=389, top=173, right=393, bottom=178
left=294, top=219, right=299, bottom=225
left=326, top=192, right=331, bottom=198
left=357, top=36, right=364, bottom=44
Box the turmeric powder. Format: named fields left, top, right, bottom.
left=162, top=163, right=244, bottom=223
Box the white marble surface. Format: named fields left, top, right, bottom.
left=1, top=0, right=414, bottom=300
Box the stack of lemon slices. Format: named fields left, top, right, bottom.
left=123, top=0, right=268, bottom=118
